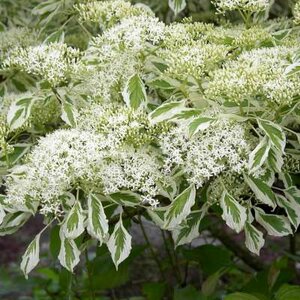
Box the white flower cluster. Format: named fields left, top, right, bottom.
left=6, top=113, right=168, bottom=214
left=75, top=0, right=153, bottom=29
left=206, top=46, right=300, bottom=106
left=294, top=2, right=300, bottom=24
left=159, top=41, right=228, bottom=81
left=3, top=43, right=80, bottom=86
left=214, top=0, right=270, bottom=13
left=160, top=120, right=253, bottom=188
left=75, top=15, right=165, bottom=101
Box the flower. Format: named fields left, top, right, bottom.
left=160, top=119, right=255, bottom=188
left=3, top=43, right=80, bottom=86
left=214, top=0, right=270, bottom=13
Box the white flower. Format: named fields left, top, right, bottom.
left=214, top=0, right=270, bottom=13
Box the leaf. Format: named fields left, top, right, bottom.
left=107, top=215, right=132, bottom=270
left=224, top=292, right=261, bottom=300
left=122, top=74, right=147, bottom=109
left=257, top=119, right=286, bottom=152
left=164, top=185, right=196, bottom=230
left=248, top=136, right=270, bottom=173
left=109, top=191, right=141, bottom=207
left=279, top=173, right=293, bottom=189
left=174, top=285, right=204, bottom=300
left=244, top=175, right=276, bottom=208
left=220, top=191, right=247, bottom=233
left=275, top=284, right=300, bottom=300
left=143, top=282, right=166, bottom=300
left=284, top=186, right=300, bottom=206
left=168, top=0, right=186, bottom=15
left=172, top=211, right=204, bottom=247
left=244, top=222, right=265, bottom=255
left=7, top=97, right=35, bottom=130
left=202, top=269, right=226, bottom=297
left=147, top=207, right=166, bottom=228
left=276, top=194, right=300, bottom=229
left=149, top=100, right=186, bottom=124
left=0, top=212, right=31, bottom=236
left=0, top=205, right=5, bottom=225
left=87, top=193, right=109, bottom=244
left=21, top=233, right=41, bottom=278
left=255, top=208, right=292, bottom=237
left=268, top=147, right=284, bottom=173
left=188, top=117, right=215, bottom=136
left=62, top=202, right=85, bottom=239
left=58, top=228, right=81, bottom=272
left=61, top=96, right=78, bottom=127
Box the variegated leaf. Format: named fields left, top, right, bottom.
left=244, top=221, right=265, bottom=255
left=107, top=215, right=132, bottom=270
left=87, top=193, right=109, bottom=244
left=248, top=136, right=270, bottom=173
left=220, top=191, right=247, bottom=233
left=63, top=201, right=85, bottom=239
left=164, top=185, right=196, bottom=230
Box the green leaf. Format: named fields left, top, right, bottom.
left=244, top=222, right=265, bottom=255
left=58, top=228, right=81, bottom=272
left=107, top=215, right=132, bottom=270
left=257, top=119, right=286, bottom=152
left=188, top=117, right=215, bottom=136
left=7, top=97, right=35, bottom=130
left=168, top=0, right=187, bottom=15
left=164, top=185, right=196, bottom=230
left=61, top=96, right=78, bottom=127
left=276, top=194, right=300, bottom=229
left=174, top=285, right=204, bottom=300
left=109, top=191, right=141, bottom=207
left=202, top=269, right=226, bottom=297
left=62, top=201, right=85, bottom=239
left=255, top=208, right=292, bottom=237
left=220, top=191, right=247, bottom=233
left=248, top=136, right=270, bottom=173
left=122, top=74, right=147, bottom=110
left=20, top=233, right=41, bottom=278
left=143, top=282, right=166, bottom=300
left=224, top=292, right=261, bottom=300
left=244, top=175, right=276, bottom=208
left=275, top=284, right=300, bottom=300
left=149, top=100, right=186, bottom=124
left=87, top=194, right=109, bottom=244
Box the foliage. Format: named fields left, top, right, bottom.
left=0, top=0, right=300, bottom=299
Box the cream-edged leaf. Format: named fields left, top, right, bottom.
left=164, top=185, right=196, bottom=230
left=109, top=191, right=141, bottom=207
left=87, top=194, right=109, bottom=244
left=58, top=228, right=80, bottom=272
left=276, top=194, right=300, bottom=229
left=63, top=201, right=85, bottom=239
left=149, top=100, right=186, bottom=124
left=220, top=191, right=247, bottom=233
left=7, top=96, right=35, bottom=131
left=188, top=117, right=215, bottom=137
left=61, top=96, right=78, bottom=127
left=257, top=119, right=286, bottom=153
left=244, top=175, right=276, bottom=208
left=244, top=221, right=265, bottom=255
left=168, top=0, right=186, bottom=15
left=248, top=136, right=270, bottom=173
left=0, top=205, right=5, bottom=225
left=268, top=147, right=284, bottom=173
left=122, top=74, right=147, bottom=110
left=107, top=215, right=132, bottom=270
left=21, top=233, right=41, bottom=278
left=255, top=208, right=292, bottom=237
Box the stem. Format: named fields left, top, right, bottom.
left=138, top=215, right=166, bottom=282
left=161, top=230, right=181, bottom=283
left=85, top=248, right=95, bottom=300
